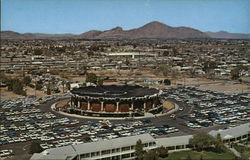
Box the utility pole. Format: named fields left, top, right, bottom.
left=35, top=80, right=37, bottom=97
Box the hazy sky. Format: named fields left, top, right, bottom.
left=2, top=0, right=250, bottom=34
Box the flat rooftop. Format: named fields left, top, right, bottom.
left=71, top=85, right=159, bottom=98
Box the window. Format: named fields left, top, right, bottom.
left=101, top=150, right=111, bottom=155
left=80, top=153, right=90, bottom=158
left=176, top=145, right=184, bottom=149
left=143, top=143, right=148, bottom=147
left=91, top=151, right=100, bottom=157
left=130, top=145, right=134, bottom=150
left=167, top=146, right=175, bottom=150
left=186, top=144, right=192, bottom=148
left=121, top=153, right=130, bottom=159
left=101, top=157, right=111, bottom=160
left=71, top=156, right=78, bottom=160
left=111, top=155, right=120, bottom=160
left=121, top=146, right=130, bottom=151
left=91, top=152, right=96, bottom=157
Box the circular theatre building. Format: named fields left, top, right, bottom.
left=65, top=85, right=162, bottom=117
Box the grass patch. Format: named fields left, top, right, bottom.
left=233, top=144, right=250, bottom=159
left=164, top=150, right=235, bottom=160
left=233, top=145, right=246, bottom=153
left=239, top=139, right=250, bottom=145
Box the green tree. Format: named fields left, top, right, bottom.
left=157, top=146, right=168, bottom=158
left=23, top=76, right=32, bottom=86
left=62, top=81, right=65, bottom=93
left=34, top=48, right=43, bottom=55
left=200, top=154, right=203, bottom=160
left=66, top=82, right=71, bottom=90
left=186, top=154, right=192, bottom=160
left=56, top=46, right=66, bottom=53
left=97, top=78, right=104, bottom=86
left=135, top=139, right=144, bottom=160
left=7, top=78, right=26, bottom=95
left=159, top=64, right=172, bottom=77
left=89, top=45, right=99, bottom=51
left=231, top=68, right=240, bottom=80
left=189, top=132, right=215, bottom=151
left=143, top=150, right=158, bottom=160
left=29, top=141, right=43, bottom=154
left=46, top=83, right=51, bottom=95
left=87, top=51, right=94, bottom=57
left=0, top=72, right=8, bottom=83
left=173, top=47, right=179, bottom=55
left=86, top=73, right=97, bottom=84
left=35, top=81, right=43, bottom=90
left=163, top=79, right=171, bottom=85
left=214, top=134, right=225, bottom=153
left=203, top=61, right=217, bottom=74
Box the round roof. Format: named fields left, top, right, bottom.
left=70, top=85, right=159, bottom=98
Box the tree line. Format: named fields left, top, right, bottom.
left=0, top=73, right=32, bottom=96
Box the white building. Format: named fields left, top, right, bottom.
left=104, top=52, right=156, bottom=59
left=31, top=134, right=157, bottom=160
left=30, top=123, right=250, bottom=160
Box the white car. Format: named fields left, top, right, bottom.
left=170, top=114, right=176, bottom=118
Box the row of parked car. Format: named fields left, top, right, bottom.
left=0, top=97, right=179, bottom=152
left=185, top=104, right=249, bottom=128
left=162, top=86, right=250, bottom=129
left=0, top=149, right=13, bottom=158
left=162, top=86, right=249, bottom=109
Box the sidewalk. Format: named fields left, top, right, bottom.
left=225, top=144, right=241, bottom=158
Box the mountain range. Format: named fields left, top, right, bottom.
left=1, top=21, right=250, bottom=40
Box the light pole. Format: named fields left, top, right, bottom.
left=35, top=80, right=37, bottom=97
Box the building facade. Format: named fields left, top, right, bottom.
left=58, top=85, right=162, bottom=117
left=31, top=123, right=250, bottom=160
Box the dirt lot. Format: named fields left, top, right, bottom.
left=1, top=73, right=249, bottom=102
left=163, top=100, right=175, bottom=110
left=199, top=82, right=250, bottom=94
left=174, top=77, right=250, bottom=94
left=0, top=87, right=46, bottom=101
left=0, top=88, right=21, bottom=101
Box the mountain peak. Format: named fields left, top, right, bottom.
left=142, top=21, right=169, bottom=28
left=110, top=26, right=123, bottom=31
left=217, top=31, right=229, bottom=34
left=4, top=21, right=249, bottom=40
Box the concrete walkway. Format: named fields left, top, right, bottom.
left=225, top=144, right=241, bottom=158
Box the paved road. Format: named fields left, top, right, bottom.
left=38, top=97, right=229, bottom=136
left=39, top=97, right=197, bottom=135
left=40, top=96, right=246, bottom=137
left=2, top=96, right=247, bottom=160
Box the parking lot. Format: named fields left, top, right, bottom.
left=0, top=86, right=249, bottom=159
left=0, top=96, right=179, bottom=159
left=162, top=86, right=250, bottom=128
